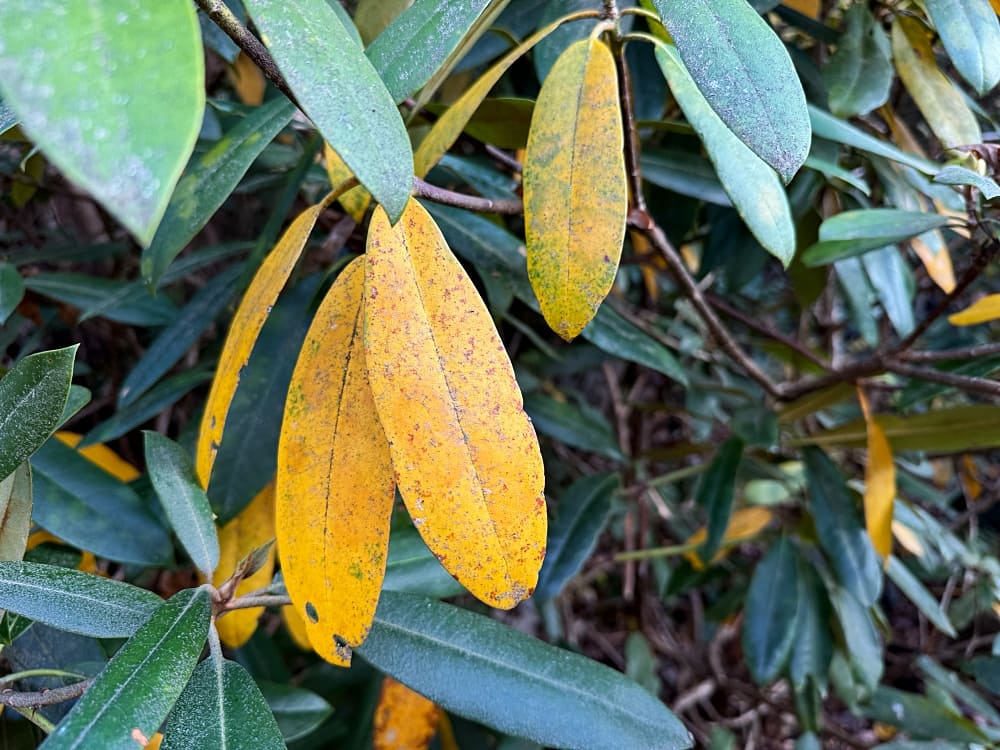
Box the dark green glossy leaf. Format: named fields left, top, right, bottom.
left=0, top=0, right=203, bottom=245
left=535, top=472, right=617, bottom=601
left=926, top=0, right=1000, bottom=95
left=625, top=632, right=661, bottom=696
left=789, top=561, right=832, bottom=689
left=58, top=385, right=91, bottom=430
left=965, top=656, right=1000, bottom=697
left=245, top=0, right=413, bottom=222
left=24, top=273, right=177, bottom=327
left=0, top=262, right=24, bottom=325
left=865, top=685, right=988, bottom=743
left=257, top=679, right=334, bottom=742
left=917, top=656, right=1000, bottom=727
left=809, top=105, right=939, bottom=175
left=803, top=209, right=952, bottom=265
left=934, top=165, right=1000, bottom=199
left=695, top=438, right=743, bottom=562
left=534, top=0, right=601, bottom=81
left=41, top=587, right=211, bottom=750
left=804, top=448, right=882, bottom=607
left=0, top=611, right=33, bottom=646
left=145, top=432, right=219, bottom=578
left=360, top=591, right=693, bottom=749
left=861, top=246, right=914, bottom=338
left=162, top=657, right=284, bottom=750
left=824, top=4, right=892, bottom=117
left=523, top=393, right=623, bottom=460
left=829, top=586, right=882, bottom=696
left=651, top=0, right=810, bottom=181
left=885, top=556, right=956, bottom=637
left=0, top=561, right=160, bottom=638
left=31, top=439, right=173, bottom=566
left=583, top=305, right=687, bottom=386
left=367, top=0, right=493, bottom=103
left=119, top=266, right=240, bottom=407
left=0, top=346, right=76, bottom=482
left=0, top=462, right=31, bottom=561
left=384, top=525, right=464, bottom=598
left=142, top=97, right=295, bottom=285
left=641, top=150, right=732, bottom=206
left=742, top=536, right=800, bottom=684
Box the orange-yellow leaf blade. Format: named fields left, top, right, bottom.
left=364, top=200, right=546, bottom=609
left=282, top=604, right=312, bottom=651
left=196, top=200, right=326, bottom=488
left=948, top=294, right=1000, bottom=325
left=324, top=143, right=371, bottom=223
left=684, top=507, right=774, bottom=570
left=212, top=483, right=276, bottom=648
left=859, top=390, right=895, bottom=559
left=523, top=38, right=627, bottom=341
left=54, top=432, right=141, bottom=482
left=373, top=677, right=441, bottom=750
left=277, top=257, right=395, bottom=666
left=227, top=52, right=266, bottom=106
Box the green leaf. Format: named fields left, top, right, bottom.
left=145, top=432, right=220, bottom=578
left=864, top=685, right=988, bottom=743
left=917, top=656, right=1000, bottom=727
left=58, top=385, right=91, bottom=430
left=40, top=587, right=211, bottom=750
left=0, top=462, right=32, bottom=561
left=742, top=536, right=800, bottom=684
left=31, top=439, right=172, bottom=565
left=803, top=209, right=952, bottom=266
left=0, top=346, right=76, bottom=482
left=829, top=587, right=882, bottom=697
left=0, top=0, right=204, bottom=245
left=0, top=262, right=24, bottom=325
left=934, top=165, right=1000, bottom=199
left=695, top=438, right=743, bottom=563
left=651, top=41, right=796, bottom=265
left=119, top=266, right=241, bottom=407
left=965, top=656, right=1000, bottom=697
left=141, top=98, right=295, bottom=285
left=861, top=246, right=914, bottom=338
left=162, top=658, right=284, bottom=750
left=24, top=273, right=177, bottom=327
left=426, top=98, right=534, bottom=150
left=641, top=149, right=732, bottom=206
left=625, top=632, right=661, bottom=696
left=925, top=0, right=1000, bottom=95
left=583, top=306, right=687, bottom=386
left=808, top=105, right=939, bottom=175
left=789, top=560, right=833, bottom=689
left=824, top=4, right=892, bottom=117
left=384, top=525, right=465, bottom=599
left=257, top=680, right=334, bottom=742
left=359, top=591, right=693, bottom=749
left=523, top=393, right=623, bottom=460
left=651, top=0, right=810, bottom=182
left=366, top=0, right=493, bottom=103
left=244, top=0, right=413, bottom=222
left=534, top=0, right=601, bottom=82
left=534, top=473, right=617, bottom=602
left=0, top=561, right=160, bottom=638
left=803, top=448, right=882, bottom=607
left=0, top=96, right=16, bottom=134
left=885, top=556, right=956, bottom=637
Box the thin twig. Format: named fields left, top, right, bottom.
left=0, top=678, right=93, bottom=708
left=222, top=593, right=292, bottom=611
left=413, top=177, right=523, bottom=214
left=883, top=361, right=1000, bottom=399
left=898, top=342, right=1000, bottom=363
left=610, top=37, right=647, bottom=214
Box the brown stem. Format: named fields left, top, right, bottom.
left=899, top=342, right=1000, bottom=362
left=883, top=361, right=1000, bottom=399
left=413, top=177, right=523, bottom=214
left=610, top=38, right=647, bottom=214
left=0, top=679, right=93, bottom=708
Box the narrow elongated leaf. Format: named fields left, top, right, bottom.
left=695, top=438, right=744, bottom=563
left=885, top=556, right=956, bottom=637
left=522, top=393, right=622, bottom=461
left=865, top=686, right=987, bottom=743
left=244, top=0, right=412, bottom=221
left=861, top=246, right=915, bottom=338
left=162, top=657, right=284, bottom=750
left=743, top=536, right=800, bottom=684
left=278, top=257, right=395, bottom=666
left=641, top=150, right=732, bottom=206
left=24, top=272, right=177, bottom=326
left=367, top=0, right=493, bottom=103
left=213, top=484, right=276, bottom=648
left=789, top=560, right=833, bottom=688
left=829, top=586, right=883, bottom=696
left=803, top=209, right=952, bottom=265
left=934, top=165, right=1000, bottom=199
left=374, top=676, right=441, bottom=750
left=948, top=294, right=1000, bottom=325
left=652, top=41, right=796, bottom=265
left=0, top=346, right=76, bottom=482
left=141, top=98, right=295, bottom=284
left=824, top=4, right=892, bottom=117
left=534, top=0, right=602, bottom=81
left=926, top=0, right=1000, bottom=95
left=0, top=262, right=24, bottom=325
left=534, top=473, right=617, bottom=602
left=324, top=143, right=370, bottom=223
left=651, top=0, right=810, bottom=181
left=804, top=448, right=882, bottom=607
left=41, top=587, right=210, bottom=750
left=684, top=507, right=775, bottom=569
left=0, top=463, right=31, bottom=562
left=0, top=0, right=203, bottom=245
left=145, top=432, right=220, bottom=579
left=891, top=16, right=981, bottom=148
left=360, top=591, right=693, bottom=750
left=524, top=37, right=627, bottom=340
left=808, top=105, right=939, bottom=175
left=858, top=390, right=895, bottom=559
left=257, top=680, right=334, bottom=742
left=365, top=201, right=546, bottom=610
left=0, top=561, right=160, bottom=638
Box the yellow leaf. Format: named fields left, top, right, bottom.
left=782, top=0, right=819, bottom=17
left=413, top=11, right=599, bottom=177
left=324, top=143, right=371, bottom=223
left=277, top=257, right=395, bottom=666
left=227, top=52, right=266, bottom=106
left=992, top=0, right=1000, bottom=15
left=282, top=604, right=313, bottom=651
left=959, top=455, right=982, bottom=501
left=196, top=186, right=351, bottom=488
left=948, top=294, right=1000, bottom=325
left=55, top=432, right=140, bottom=482
left=909, top=232, right=956, bottom=293
left=25, top=530, right=98, bottom=574
left=683, top=507, right=774, bottom=569
left=523, top=38, right=627, bottom=341
left=373, top=677, right=441, bottom=750
left=364, top=200, right=546, bottom=609
left=891, top=520, right=925, bottom=558
left=858, top=390, right=895, bottom=559
left=212, top=483, right=276, bottom=648
left=891, top=16, right=981, bottom=148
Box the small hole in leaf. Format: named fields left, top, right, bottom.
left=334, top=634, right=348, bottom=648
left=304, top=602, right=318, bottom=623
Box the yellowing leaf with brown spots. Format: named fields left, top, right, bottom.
left=523, top=38, right=627, bottom=341
left=684, top=507, right=774, bottom=569
left=277, top=257, right=395, bottom=666
left=859, top=389, right=895, bottom=560
left=212, top=483, right=276, bottom=648
left=324, top=143, right=371, bottom=223
left=374, top=677, right=441, bottom=750
left=364, top=200, right=546, bottom=609
left=948, top=294, right=1000, bottom=325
